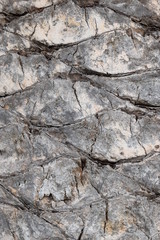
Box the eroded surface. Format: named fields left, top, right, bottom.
left=0, top=0, right=160, bottom=239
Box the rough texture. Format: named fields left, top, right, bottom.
left=0, top=0, right=160, bottom=239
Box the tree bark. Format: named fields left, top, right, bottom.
left=0, top=0, right=160, bottom=239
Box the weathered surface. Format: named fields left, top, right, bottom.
left=0, top=0, right=160, bottom=239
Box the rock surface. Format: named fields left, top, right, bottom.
left=0, top=0, right=160, bottom=239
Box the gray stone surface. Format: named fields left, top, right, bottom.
left=0, top=0, right=160, bottom=239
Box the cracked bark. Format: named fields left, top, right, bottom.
left=0, top=0, right=160, bottom=239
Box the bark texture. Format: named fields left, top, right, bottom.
left=0, top=0, right=160, bottom=239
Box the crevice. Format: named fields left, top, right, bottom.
left=18, top=55, right=24, bottom=76
left=78, top=226, right=84, bottom=240
left=126, top=28, right=137, bottom=49
left=0, top=183, right=30, bottom=211
left=74, top=175, right=80, bottom=197
left=104, top=201, right=108, bottom=234
left=103, top=5, right=132, bottom=19
left=30, top=22, right=37, bottom=39
left=64, top=141, right=115, bottom=169
left=73, top=0, right=100, bottom=8
left=0, top=154, right=71, bottom=179
left=107, top=151, right=157, bottom=167
left=90, top=181, right=106, bottom=200
left=114, top=93, right=160, bottom=112
left=81, top=158, right=86, bottom=172
left=117, top=167, right=160, bottom=203
left=0, top=182, right=76, bottom=239
left=90, top=135, right=97, bottom=155
left=0, top=198, right=74, bottom=240
left=74, top=0, right=160, bottom=33
left=40, top=215, right=73, bottom=239
left=90, top=113, right=99, bottom=154
left=129, top=118, right=133, bottom=137
left=134, top=101, right=160, bottom=109
left=69, top=44, right=79, bottom=74
left=72, top=83, right=82, bottom=110
left=7, top=218, right=17, bottom=240
left=2, top=27, right=123, bottom=53
left=131, top=17, right=160, bottom=32
left=84, top=8, right=89, bottom=28
left=135, top=190, right=160, bottom=202
left=120, top=108, right=152, bottom=120
left=77, top=67, right=160, bottom=79
left=0, top=80, right=40, bottom=99
left=102, top=4, right=160, bottom=31
left=1, top=3, right=55, bottom=24
left=65, top=140, right=159, bottom=168
left=13, top=110, right=159, bottom=168
left=94, top=18, right=98, bottom=37
left=0, top=200, right=24, bottom=211
left=137, top=138, right=147, bottom=155
left=68, top=72, right=160, bottom=115
left=50, top=198, right=104, bottom=213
